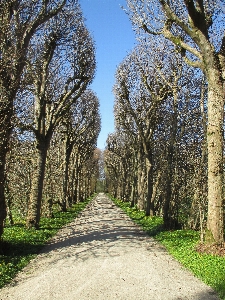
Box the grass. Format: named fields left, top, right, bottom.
left=0, top=196, right=94, bottom=289
left=111, top=196, right=225, bottom=300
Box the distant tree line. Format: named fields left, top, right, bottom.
left=105, top=0, right=225, bottom=245
left=0, top=0, right=101, bottom=250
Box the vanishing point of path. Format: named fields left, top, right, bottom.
left=0, top=193, right=219, bottom=300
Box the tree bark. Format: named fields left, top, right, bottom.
left=151, top=170, right=161, bottom=216
left=145, top=151, right=154, bottom=216
left=206, top=75, right=224, bottom=244
left=0, top=88, right=14, bottom=250
left=62, top=139, right=73, bottom=212
left=130, top=152, right=138, bottom=207
left=137, top=146, right=146, bottom=210
left=73, top=170, right=79, bottom=204
left=163, top=148, right=173, bottom=228
left=26, top=140, right=48, bottom=229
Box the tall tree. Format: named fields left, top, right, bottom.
left=0, top=0, right=66, bottom=246
left=61, top=90, right=101, bottom=211
left=16, top=5, right=96, bottom=228
left=114, top=41, right=173, bottom=216
left=127, top=0, right=225, bottom=243
left=105, top=132, right=134, bottom=201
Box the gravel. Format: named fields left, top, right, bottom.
left=0, top=193, right=219, bottom=300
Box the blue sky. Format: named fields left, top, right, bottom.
left=79, top=0, right=136, bottom=149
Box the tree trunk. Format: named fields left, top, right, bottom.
left=70, top=164, right=76, bottom=204
left=62, top=139, right=73, bottom=212
left=26, top=140, right=48, bottom=229
left=87, top=176, right=91, bottom=197
left=0, top=148, right=7, bottom=248
left=83, top=176, right=86, bottom=201
left=137, top=146, right=146, bottom=210
left=145, top=151, right=154, bottom=216
left=73, top=172, right=79, bottom=204
left=78, top=169, right=84, bottom=202
left=151, top=170, right=161, bottom=216
left=163, top=93, right=178, bottom=229
left=130, top=152, right=138, bottom=207
left=5, top=179, right=14, bottom=226
left=0, top=87, right=14, bottom=250
left=163, top=145, right=174, bottom=229
left=71, top=153, right=79, bottom=204
left=206, top=76, right=224, bottom=244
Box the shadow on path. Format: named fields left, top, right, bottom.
left=0, top=193, right=220, bottom=300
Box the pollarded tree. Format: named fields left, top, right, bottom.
left=0, top=0, right=66, bottom=248
left=104, top=149, right=120, bottom=198
left=83, top=148, right=102, bottom=196
left=61, top=90, right=101, bottom=211
left=95, top=149, right=106, bottom=192
left=127, top=0, right=225, bottom=243
left=114, top=40, right=174, bottom=216
left=72, top=141, right=100, bottom=203
left=66, top=101, right=100, bottom=205
left=113, top=114, right=144, bottom=208
left=16, top=4, right=96, bottom=228
left=151, top=66, right=207, bottom=228
left=105, top=132, right=134, bottom=200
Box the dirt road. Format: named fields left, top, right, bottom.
left=0, top=193, right=219, bottom=300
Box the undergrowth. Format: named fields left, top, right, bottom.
left=0, top=196, right=94, bottom=289
left=111, top=196, right=225, bottom=300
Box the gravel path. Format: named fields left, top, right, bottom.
left=0, top=193, right=219, bottom=300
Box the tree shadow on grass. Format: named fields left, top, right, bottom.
left=145, top=223, right=165, bottom=236
left=126, top=214, right=165, bottom=237
left=0, top=240, right=45, bottom=289
left=214, top=282, right=225, bottom=300
left=2, top=240, right=44, bottom=257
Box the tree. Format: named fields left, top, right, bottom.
left=151, top=64, right=206, bottom=229
left=61, top=90, right=101, bottom=211
left=127, top=0, right=225, bottom=243
left=16, top=5, right=96, bottom=228
left=0, top=0, right=66, bottom=246
left=105, top=131, right=134, bottom=200
left=114, top=41, right=174, bottom=216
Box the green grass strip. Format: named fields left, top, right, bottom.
left=0, top=195, right=94, bottom=289
left=111, top=196, right=225, bottom=300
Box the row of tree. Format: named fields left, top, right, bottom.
left=105, top=0, right=225, bottom=245
left=0, top=0, right=101, bottom=250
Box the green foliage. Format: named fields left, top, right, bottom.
left=0, top=196, right=93, bottom=289
left=111, top=196, right=225, bottom=300
left=157, top=230, right=225, bottom=299
left=112, top=198, right=163, bottom=235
